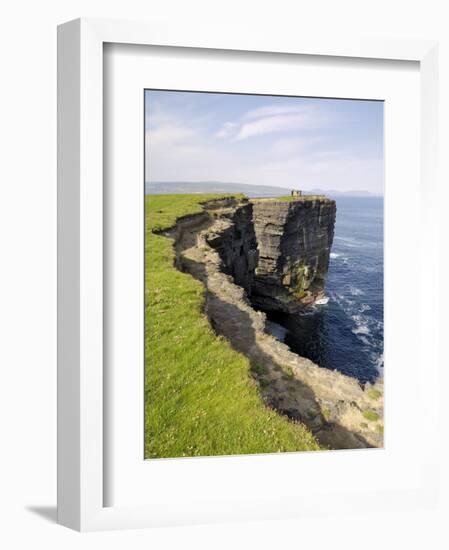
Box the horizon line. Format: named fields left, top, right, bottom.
left=145, top=180, right=384, bottom=196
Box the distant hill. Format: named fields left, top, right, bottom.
left=145, top=181, right=381, bottom=199
left=306, top=188, right=379, bottom=198
left=146, top=181, right=291, bottom=198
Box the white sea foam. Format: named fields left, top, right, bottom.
left=334, top=236, right=362, bottom=248
left=330, top=252, right=349, bottom=265
left=358, top=335, right=371, bottom=346
left=351, top=314, right=371, bottom=336
left=349, top=285, right=365, bottom=296
left=371, top=352, right=384, bottom=372
left=330, top=289, right=383, bottom=374
left=333, top=293, right=355, bottom=308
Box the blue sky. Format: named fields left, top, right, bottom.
left=145, top=90, right=384, bottom=194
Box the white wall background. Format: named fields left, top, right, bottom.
left=0, top=1, right=448, bottom=548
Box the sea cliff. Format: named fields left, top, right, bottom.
left=251, top=197, right=336, bottom=311
left=173, top=196, right=384, bottom=449
left=205, top=196, right=336, bottom=312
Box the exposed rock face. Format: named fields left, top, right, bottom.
left=205, top=197, right=336, bottom=313
left=251, top=198, right=336, bottom=312
left=205, top=202, right=258, bottom=294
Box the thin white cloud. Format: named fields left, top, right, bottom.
left=214, top=104, right=329, bottom=142
left=215, top=121, right=238, bottom=138
left=242, top=104, right=308, bottom=120
left=235, top=113, right=313, bottom=140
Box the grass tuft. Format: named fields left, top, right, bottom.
left=252, top=364, right=269, bottom=377
left=362, top=410, right=380, bottom=422
left=367, top=388, right=383, bottom=401
left=282, top=365, right=295, bottom=379
left=321, top=405, right=331, bottom=421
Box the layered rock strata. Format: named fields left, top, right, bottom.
left=204, top=201, right=258, bottom=295
left=251, top=198, right=336, bottom=312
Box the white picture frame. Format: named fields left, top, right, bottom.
left=57, top=17, right=440, bottom=531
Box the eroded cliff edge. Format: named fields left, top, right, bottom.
left=171, top=196, right=383, bottom=450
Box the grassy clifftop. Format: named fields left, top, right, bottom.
left=145, top=194, right=320, bottom=458
left=274, top=195, right=330, bottom=202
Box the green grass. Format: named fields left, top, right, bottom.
left=367, top=389, right=383, bottom=401
left=251, top=363, right=269, bottom=377
left=147, top=193, right=242, bottom=232
left=282, top=365, right=295, bottom=379
left=275, top=196, right=299, bottom=202
left=145, top=194, right=320, bottom=458
left=362, top=410, right=380, bottom=422
left=321, top=405, right=331, bottom=421
left=275, top=195, right=329, bottom=202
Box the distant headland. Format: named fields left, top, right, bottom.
left=145, top=181, right=382, bottom=199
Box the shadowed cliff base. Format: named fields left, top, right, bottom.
left=172, top=198, right=383, bottom=450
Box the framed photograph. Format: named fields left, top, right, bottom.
left=58, top=18, right=440, bottom=531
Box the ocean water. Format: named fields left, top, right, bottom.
left=267, top=197, right=383, bottom=384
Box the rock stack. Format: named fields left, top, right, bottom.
left=251, top=197, right=336, bottom=312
